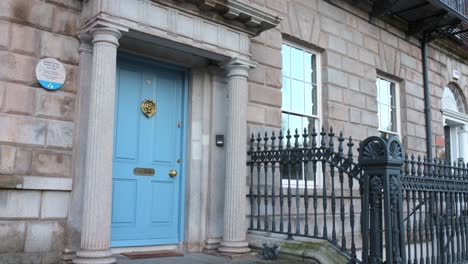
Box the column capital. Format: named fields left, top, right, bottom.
left=220, top=57, right=257, bottom=78
left=90, top=27, right=122, bottom=47
left=78, top=33, right=93, bottom=54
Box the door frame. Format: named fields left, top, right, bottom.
left=112, top=52, right=189, bottom=246
left=442, top=109, right=468, bottom=162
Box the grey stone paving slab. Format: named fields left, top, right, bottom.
left=115, top=253, right=317, bottom=264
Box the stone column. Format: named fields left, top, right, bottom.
left=62, top=33, right=93, bottom=263
left=218, top=58, right=256, bottom=254
left=73, top=27, right=122, bottom=264
left=460, top=125, right=468, bottom=162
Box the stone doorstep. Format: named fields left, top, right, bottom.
left=247, top=233, right=350, bottom=264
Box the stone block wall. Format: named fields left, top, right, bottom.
left=0, top=0, right=81, bottom=263
left=247, top=0, right=468, bottom=156
left=247, top=28, right=283, bottom=131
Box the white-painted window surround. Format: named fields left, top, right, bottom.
left=442, top=84, right=468, bottom=162
left=376, top=76, right=401, bottom=137
left=281, top=42, right=321, bottom=188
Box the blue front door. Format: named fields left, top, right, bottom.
left=111, top=57, right=185, bottom=247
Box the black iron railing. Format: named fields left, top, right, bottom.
left=401, top=155, right=468, bottom=264
left=248, top=130, right=468, bottom=264
left=247, top=128, right=363, bottom=263
left=359, top=136, right=468, bottom=264
left=439, top=0, right=467, bottom=17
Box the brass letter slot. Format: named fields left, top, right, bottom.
left=133, top=168, right=155, bottom=176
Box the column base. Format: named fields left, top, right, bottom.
left=218, top=241, right=251, bottom=254
left=73, top=250, right=116, bottom=264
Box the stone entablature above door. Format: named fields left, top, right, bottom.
left=81, top=0, right=281, bottom=60
left=153, top=0, right=281, bottom=34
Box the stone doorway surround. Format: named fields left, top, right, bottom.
left=69, top=1, right=281, bottom=263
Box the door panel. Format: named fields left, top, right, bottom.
left=114, top=68, right=141, bottom=161
left=111, top=179, right=137, bottom=224
left=150, top=181, right=175, bottom=223
left=111, top=59, right=185, bottom=247
left=153, top=77, right=179, bottom=163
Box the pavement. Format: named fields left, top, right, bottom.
left=115, top=253, right=318, bottom=264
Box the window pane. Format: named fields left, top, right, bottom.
left=281, top=164, right=297, bottom=181
left=291, top=47, right=304, bottom=80
left=282, top=44, right=291, bottom=78
left=282, top=77, right=291, bottom=112
left=312, top=84, right=318, bottom=115
left=289, top=114, right=302, bottom=132
left=389, top=82, right=397, bottom=132
left=304, top=83, right=318, bottom=115
left=303, top=117, right=319, bottom=182
left=281, top=113, right=303, bottom=145
left=377, top=103, right=381, bottom=127
left=304, top=83, right=313, bottom=116
left=282, top=113, right=289, bottom=134
left=379, top=104, right=390, bottom=131
left=311, top=55, right=317, bottom=84
left=390, top=106, right=397, bottom=132
left=304, top=52, right=312, bottom=83
left=390, top=82, right=396, bottom=108
left=378, top=79, right=390, bottom=105
left=303, top=116, right=319, bottom=135
left=443, top=86, right=466, bottom=113
left=291, top=79, right=305, bottom=113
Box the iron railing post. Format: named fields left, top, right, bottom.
left=359, top=136, right=406, bottom=264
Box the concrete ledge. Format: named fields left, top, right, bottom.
left=0, top=176, right=72, bottom=191
left=247, top=232, right=349, bottom=264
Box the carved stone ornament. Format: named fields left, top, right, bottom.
left=160, top=0, right=282, bottom=35
left=141, top=99, right=157, bottom=118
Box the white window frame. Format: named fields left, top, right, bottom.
left=376, top=76, right=401, bottom=138
left=442, top=85, right=468, bottom=163
left=443, top=117, right=468, bottom=163
left=281, top=41, right=322, bottom=189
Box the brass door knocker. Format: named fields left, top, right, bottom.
left=141, top=99, right=157, bottom=118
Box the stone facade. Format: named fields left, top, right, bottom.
left=0, top=0, right=80, bottom=263
left=247, top=0, right=468, bottom=156
left=0, top=0, right=467, bottom=263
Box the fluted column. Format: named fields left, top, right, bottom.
left=62, top=33, right=93, bottom=264
left=460, top=126, right=468, bottom=161
left=73, top=27, right=122, bottom=264
left=218, top=58, right=256, bottom=254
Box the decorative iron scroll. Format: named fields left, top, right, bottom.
left=247, top=127, right=362, bottom=263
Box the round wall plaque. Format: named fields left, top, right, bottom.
left=35, top=58, right=66, bottom=90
